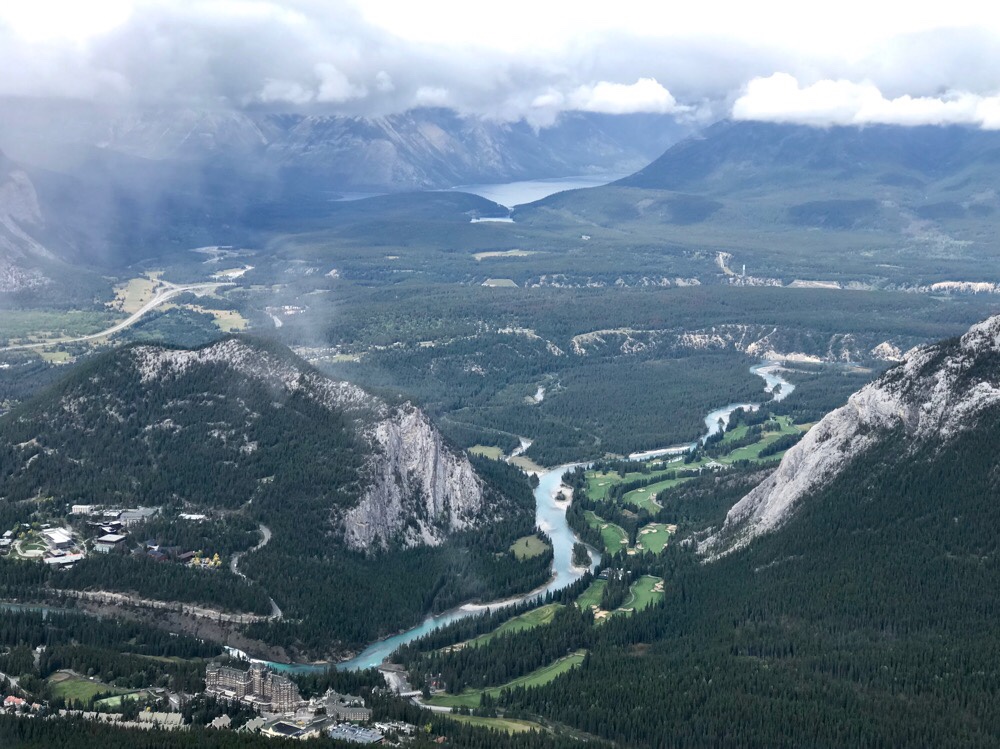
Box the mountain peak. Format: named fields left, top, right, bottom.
left=703, top=314, right=1000, bottom=557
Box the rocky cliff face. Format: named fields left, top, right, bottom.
left=703, top=315, right=1000, bottom=557
left=0, top=151, right=55, bottom=292
left=129, top=338, right=489, bottom=551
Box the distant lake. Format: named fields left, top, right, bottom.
left=449, top=174, right=627, bottom=209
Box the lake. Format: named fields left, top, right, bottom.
left=449, top=174, right=627, bottom=209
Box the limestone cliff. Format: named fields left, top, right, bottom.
left=703, top=315, right=1000, bottom=557
left=25, top=337, right=491, bottom=551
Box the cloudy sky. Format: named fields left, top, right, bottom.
left=3, top=0, right=1000, bottom=128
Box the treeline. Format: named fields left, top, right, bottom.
left=39, top=645, right=205, bottom=697
left=0, top=610, right=216, bottom=660
left=53, top=554, right=272, bottom=615
left=128, top=515, right=261, bottom=558
left=497, top=417, right=1000, bottom=746
left=394, top=574, right=594, bottom=660
left=0, top=348, right=368, bottom=512
left=404, top=606, right=594, bottom=694
left=242, top=456, right=548, bottom=658
left=0, top=707, right=607, bottom=749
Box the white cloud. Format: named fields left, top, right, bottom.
left=733, top=73, right=1000, bottom=129
left=315, top=62, right=367, bottom=102
left=414, top=86, right=450, bottom=107
left=568, top=78, right=678, bottom=115
left=374, top=70, right=394, bottom=92
left=3, top=1, right=1000, bottom=131
left=259, top=78, right=315, bottom=105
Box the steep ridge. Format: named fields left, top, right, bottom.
left=0, top=150, right=57, bottom=292
left=1, top=337, right=494, bottom=550
left=618, top=120, right=1000, bottom=193
left=704, top=314, right=1000, bottom=557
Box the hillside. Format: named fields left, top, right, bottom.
left=491, top=314, right=1000, bottom=746
left=510, top=121, right=1000, bottom=289
left=0, top=337, right=548, bottom=657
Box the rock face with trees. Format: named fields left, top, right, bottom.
left=0, top=337, right=547, bottom=657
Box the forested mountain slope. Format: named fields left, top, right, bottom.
left=0, top=337, right=547, bottom=656
left=500, top=314, right=1000, bottom=746
left=0, top=336, right=495, bottom=550
left=706, top=314, right=1000, bottom=555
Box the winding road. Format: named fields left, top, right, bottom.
left=0, top=280, right=235, bottom=352
left=230, top=524, right=283, bottom=620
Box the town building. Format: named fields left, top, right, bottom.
left=205, top=662, right=303, bottom=714
left=42, top=528, right=74, bottom=550
left=120, top=507, right=159, bottom=526
left=44, top=553, right=85, bottom=568
left=310, top=690, right=372, bottom=722
left=94, top=533, right=127, bottom=553
left=71, top=505, right=97, bottom=516
left=328, top=724, right=384, bottom=744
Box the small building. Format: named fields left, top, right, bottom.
left=42, top=528, right=74, bottom=550
left=44, top=553, right=85, bottom=568
left=328, top=724, right=384, bottom=744
left=209, top=714, right=232, bottom=729
left=2, top=530, right=13, bottom=539
left=322, top=692, right=372, bottom=722
left=179, top=513, right=207, bottom=522
left=94, top=533, right=127, bottom=554
left=263, top=721, right=304, bottom=739
left=120, top=507, right=158, bottom=526
left=71, top=504, right=97, bottom=516
left=4, top=696, right=26, bottom=709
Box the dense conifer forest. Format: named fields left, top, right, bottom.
left=495, top=417, right=1000, bottom=747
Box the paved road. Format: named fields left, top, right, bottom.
left=0, top=280, right=235, bottom=352
left=230, top=524, right=282, bottom=620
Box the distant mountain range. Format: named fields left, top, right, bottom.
left=0, top=101, right=689, bottom=191
left=619, top=120, right=1000, bottom=193
left=8, top=115, right=1000, bottom=290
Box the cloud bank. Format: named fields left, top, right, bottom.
left=733, top=73, right=1000, bottom=129
left=1, top=1, right=1000, bottom=130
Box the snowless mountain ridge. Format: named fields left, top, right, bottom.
left=702, top=314, right=1000, bottom=558
left=109, top=339, right=491, bottom=551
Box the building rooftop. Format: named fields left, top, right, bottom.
left=96, top=533, right=127, bottom=543
left=328, top=724, right=384, bottom=744
left=45, top=553, right=85, bottom=566
left=42, top=529, right=73, bottom=546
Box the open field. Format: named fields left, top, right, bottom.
left=509, top=454, right=546, bottom=474
left=441, top=714, right=544, bottom=734
left=110, top=276, right=160, bottom=314
left=469, top=444, right=505, bottom=459
left=0, top=310, right=124, bottom=345
left=473, top=250, right=538, bottom=261
left=620, top=485, right=663, bottom=512
left=426, top=651, right=588, bottom=708
left=510, top=534, right=550, bottom=560
left=624, top=575, right=665, bottom=612
left=48, top=671, right=132, bottom=704
left=94, top=691, right=149, bottom=709
left=622, top=475, right=695, bottom=508
left=482, top=278, right=518, bottom=287
left=585, top=464, right=681, bottom=503
left=181, top=305, right=248, bottom=333
left=455, top=604, right=564, bottom=650
left=584, top=511, right=628, bottom=553
left=37, top=349, right=72, bottom=363
left=636, top=524, right=673, bottom=554
left=575, top=579, right=607, bottom=611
